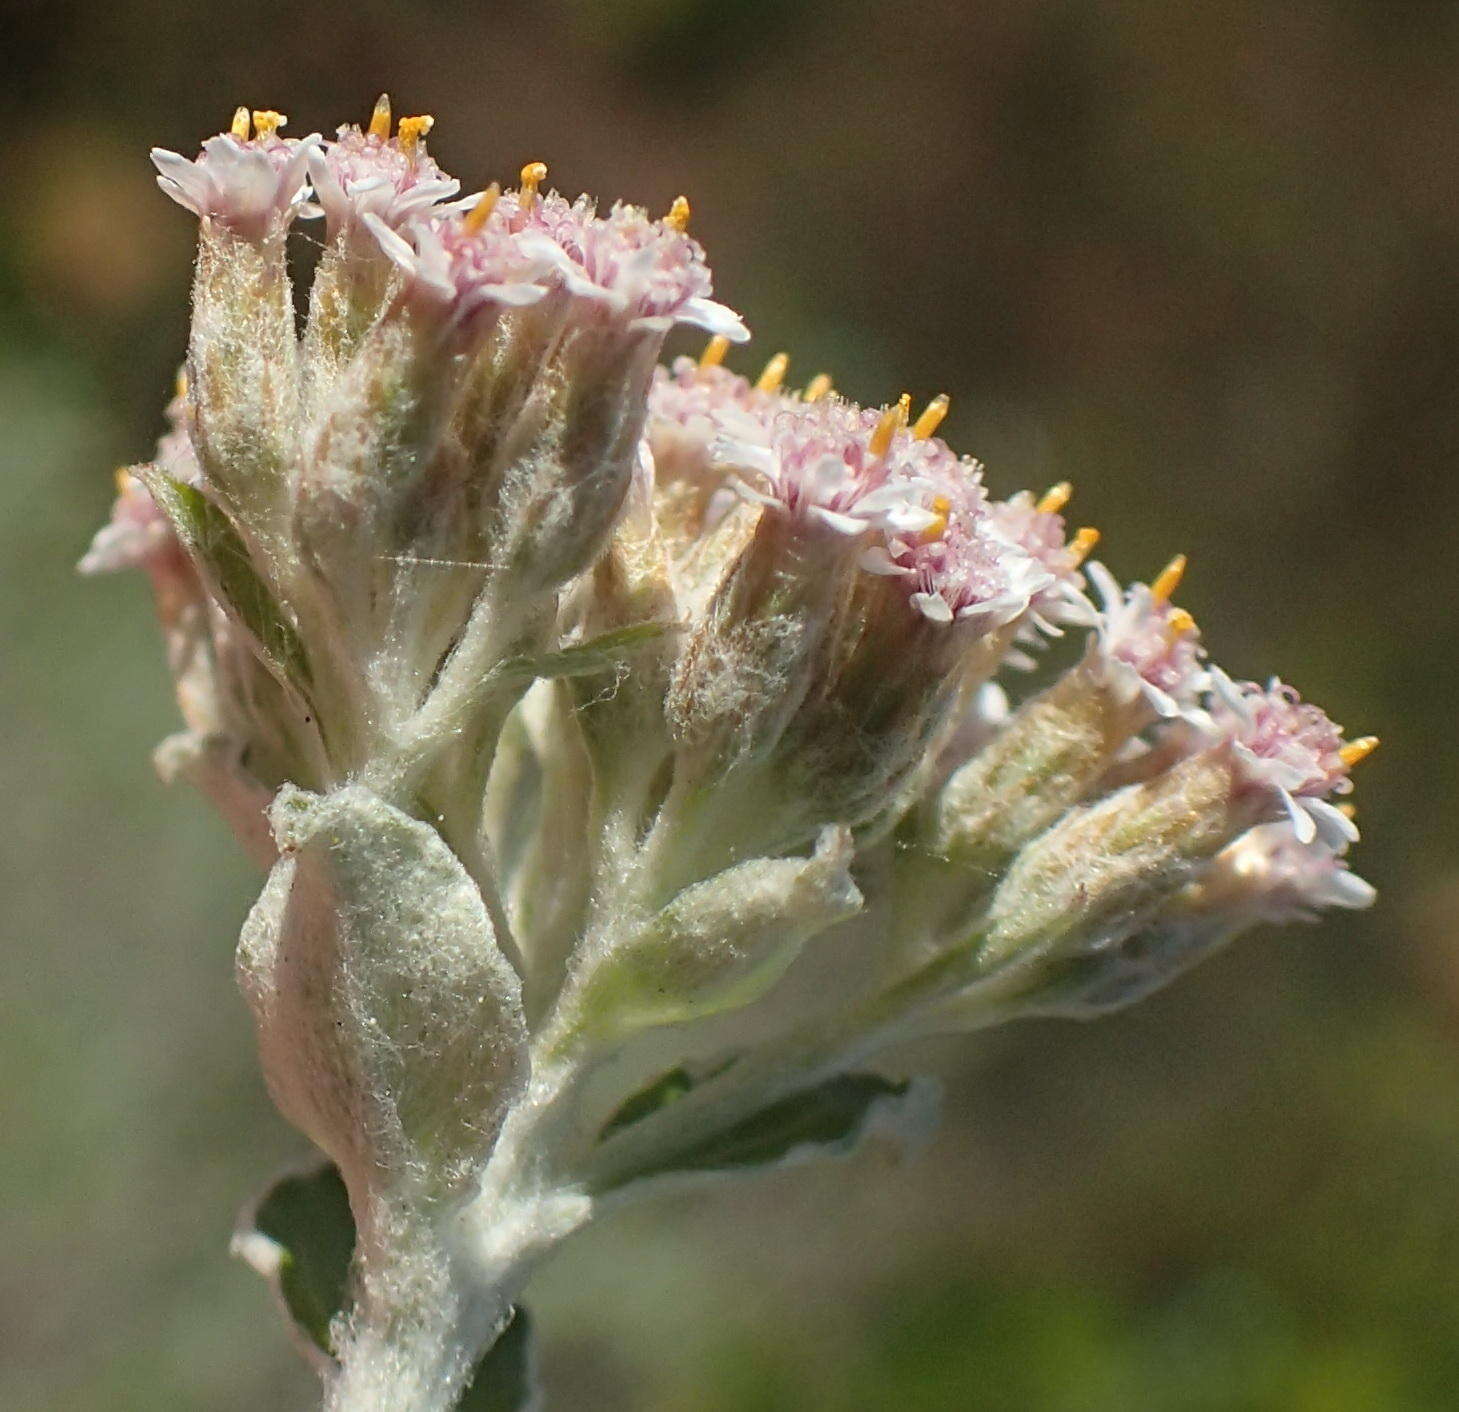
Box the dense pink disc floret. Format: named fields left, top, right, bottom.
left=988, top=490, right=1095, bottom=625
left=716, top=397, right=944, bottom=537
left=873, top=515, right=1051, bottom=627
left=1204, top=668, right=1359, bottom=846
left=502, top=194, right=748, bottom=339
left=1084, top=560, right=1207, bottom=717
left=648, top=357, right=763, bottom=434
left=646, top=358, right=771, bottom=522
left=365, top=212, right=553, bottom=330
left=152, top=126, right=320, bottom=239
left=306, top=127, right=460, bottom=237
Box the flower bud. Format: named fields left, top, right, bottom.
left=560, top=825, right=862, bottom=1046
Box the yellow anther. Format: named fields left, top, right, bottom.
left=756, top=352, right=790, bottom=393
left=912, top=394, right=950, bottom=440
left=921, top=493, right=953, bottom=542
left=869, top=396, right=911, bottom=459
left=368, top=93, right=392, bottom=139
left=1165, top=607, right=1197, bottom=641
left=803, top=373, right=833, bottom=403
left=174, top=367, right=188, bottom=402
left=1037, top=481, right=1073, bottom=515
left=397, top=115, right=434, bottom=154
left=230, top=107, right=251, bottom=140
left=464, top=182, right=501, bottom=235
left=1150, top=553, right=1187, bottom=603
left=113, top=466, right=132, bottom=493
left=519, top=161, right=548, bottom=211
left=251, top=110, right=287, bottom=140
left=1068, top=526, right=1101, bottom=565
left=664, top=195, right=692, bottom=232
left=1336, top=802, right=1358, bottom=821
left=698, top=334, right=731, bottom=369
left=1338, top=736, right=1379, bottom=769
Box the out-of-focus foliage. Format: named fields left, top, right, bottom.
left=2, top=1, right=1455, bottom=1407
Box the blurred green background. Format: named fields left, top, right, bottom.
left=4, top=1, right=1457, bottom=1407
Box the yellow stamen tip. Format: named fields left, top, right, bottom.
left=756, top=352, right=790, bottom=393
left=912, top=393, right=950, bottom=440
left=803, top=373, right=833, bottom=403
left=1037, top=481, right=1073, bottom=515
left=1165, top=607, right=1197, bottom=640
left=869, top=397, right=910, bottom=459
left=250, top=110, right=287, bottom=140
left=113, top=466, right=132, bottom=493
left=920, top=493, right=953, bottom=542
left=1150, top=553, right=1187, bottom=603
left=368, top=93, right=392, bottom=139
left=174, top=367, right=188, bottom=402
left=397, top=115, right=434, bottom=153
left=1336, top=802, right=1358, bottom=821
left=1339, top=736, right=1379, bottom=769
left=1069, top=526, right=1101, bottom=565
left=464, top=182, right=501, bottom=235
left=519, top=161, right=548, bottom=211
left=698, top=334, right=731, bottom=370
left=665, top=195, right=691, bottom=232
left=230, top=107, right=251, bottom=140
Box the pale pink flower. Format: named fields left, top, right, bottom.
left=151, top=115, right=320, bottom=238
left=1204, top=668, right=1360, bottom=845
left=305, top=126, right=460, bottom=238
left=1084, top=560, right=1208, bottom=719
left=364, top=211, right=553, bottom=331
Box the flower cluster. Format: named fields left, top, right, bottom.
left=87, top=99, right=1376, bottom=1412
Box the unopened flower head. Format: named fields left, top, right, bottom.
left=86, top=95, right=1378, bottom=1412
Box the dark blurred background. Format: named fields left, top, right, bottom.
left=3, top=1, right=1457, bottom=1407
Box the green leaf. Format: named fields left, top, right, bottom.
left=236, top=1162, right=536, bottom=1409
left=138, top=469, right=311, bottom=689
left=598, top=1059, right=736, bottom=1143
left=246, top=1162, right=354, bottom=1355
left=493, top=621, right=673, bottom=685
left=596, top=1072, right=934, bottom=1191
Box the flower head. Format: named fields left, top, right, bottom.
left=306, top=100, right=460, bottom=239
left=514, top=192, right=748, bottom=339
left=717, top=396, right=942, bottom=537
left=1202, top=668, right=1369, bottom=845
left=365, top=208, right=553, bottom=331
left=988, top=485, right=1100, bottom=628
left=151, top=108, right=319, bottom=239
left=80, top=375, right=199, bottom=576
left=1084, top=558, right=1208, bottom=718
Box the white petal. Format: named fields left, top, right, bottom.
left=679, top=297, right=751, bottom=341
left=911, top=591, right=954, bottom=624
left=809, top=506, right=871, bottom=535
left=1284, top=791, right=1318, bottom=845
